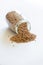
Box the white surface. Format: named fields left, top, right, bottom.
left=0, top=0, right=43, bottom=65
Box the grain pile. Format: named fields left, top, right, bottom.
left=6, top=11, right=36, bottom=43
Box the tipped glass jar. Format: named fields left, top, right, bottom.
left=6, top=11, right=31, bottom=34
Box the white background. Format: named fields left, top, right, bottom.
left=0, top=0, right=43, bottom=65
